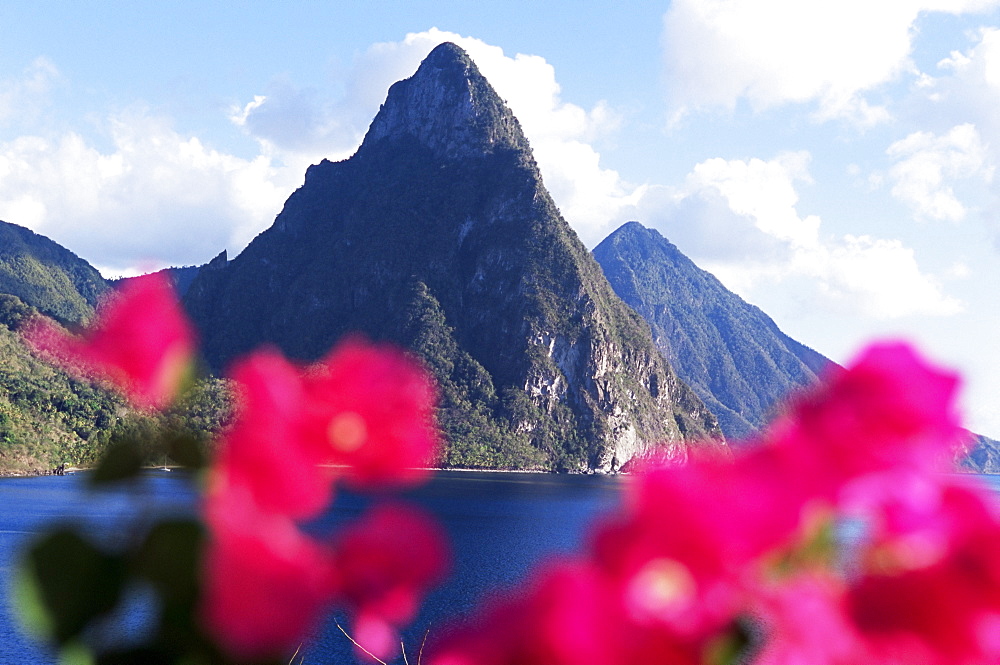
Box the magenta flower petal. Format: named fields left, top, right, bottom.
left=335, top=503, right=449, bottom=628
left=301, top=338, right=440, bottom=487
left=200, top=486, right=338, bottom=659
left=27, top=272, right=195, bottom=409
left=215, top=348, right=335, bottom=519
left=777, top=341, right=963, bottom=494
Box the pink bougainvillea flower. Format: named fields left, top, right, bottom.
left=27, top=271, right=195, bottom=410
left=334, top=502, right=449, bottom=661
left=846, top=480, right=1000, bottom=664
left=429, top=560, right=622, bottom=665
left=590, top=449, right=809, bottom=642
left=300, top=338, right=440, bottom=488
left=516, top=560, right=623, bottom=665
left=427, top=339, right=993, bottom=665
left=503, top=560, right=705, bottom=665
left=753, top=573, right=871, bottom=665
left=215, top=338, right=440, bottom=517
left=770, top=342, right=962, bottom=502
left=200, top=485, right=339, bottom=660
left=213, top=348, right=336, bottom=520
left=429, top=557, right=712, bottom=665
left=202, top=337, right=445, bottom=660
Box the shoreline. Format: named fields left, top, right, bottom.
left=5, top=464, right=997, bottom=480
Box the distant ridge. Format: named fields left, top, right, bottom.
left=594, top=221, right=830, bottom=440
left=113, top=251, right=226, bottom=298
left=185, top=43, right=722, bottom=471
left=959, top=433, right=1000, bottom=474
left=0, top=221, right=121, bottom=475
left=0, top=220, right=109, bottom=326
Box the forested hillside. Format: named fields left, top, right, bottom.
left=0, top=294, right=232, bottom=475
left=0, top=220, right=108, bottom=326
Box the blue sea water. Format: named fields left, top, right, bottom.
left=0, top=472, right=200, bottom=663
left=0, top=471, right=997, bottom=663
left=0, top=470, right=622, bottom=663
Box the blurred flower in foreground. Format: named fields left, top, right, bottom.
left=201, top=338, right=446, bottom=661
left=18, top=267, right=447, bottom=664
left=26, top=271, right=195, bottom=410
left=201, top=484, right=338, bottom=659
left=302, top=339, right=439, bottom=489
left=429, top=342, right=1000, bottom=665
left=335, top=503, right=450, bottom=660
left=211, top=339, right=440, bottom=521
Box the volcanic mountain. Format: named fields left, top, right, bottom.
left=594, top=222, right=830, bottom=440
left=184, top=42, right=722, bottom=471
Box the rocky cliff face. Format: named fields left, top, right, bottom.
left=185, top=42, right=722, bottom=471
left=594, top=222, right=830, bottom=440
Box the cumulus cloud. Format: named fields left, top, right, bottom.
left=687, top=152, right=820, bottom=247
left=662, top=0, right=1000, bottom=124
left=886, top=123, right=993, bottom=222
left=905, top=26, right=1000, bottom=243
left=233, top=28, right=638, bottom=246
left=0, top=30, right=639, bottom=275
left=0, top=108, right=293, bottom=274
left=618, top=153, right=962, bottom=319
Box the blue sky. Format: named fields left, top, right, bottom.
left=3, top=1, right=1000, bottom=439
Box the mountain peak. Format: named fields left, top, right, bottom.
left=360, top=42, right=530, bottom=159
left=0, top=220, right=108, bottom=325
left=185, top=54, right=723, bottom=472
left=423, top=41, right=473, bottom=68
left=594, top=221, right=830, bottom=440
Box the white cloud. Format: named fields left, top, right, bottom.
left=886, top=123, right=992, bottom=222
left=687, top=152, right=819, bottom=247
left=662, top=0, right=1000, bottom=124
left=0, top=108, right=293, bottom=273
left=811, top=234, right=962, bottom=317
left=234, top=28, right=637, bottom=246
left=0, top=30, right=638, bottom=275
left=911, top=27, right=1000, bottom=241
left=926, top=27, right=1000, bottom=126
left=0, top=57, right=61, bottom=130
left=620, top=153, right=962, bottom=319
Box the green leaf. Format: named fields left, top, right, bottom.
left=705, top=620, right=754, bottom=665
left=58, top=642, right=96, bottom=665
left=133, top=519, right=205, bottom=609
left=21, top=529, right=126, bottom=645
left=90, top=438, right=145, bottom=486
left=163, top=431, right=207, bottom=471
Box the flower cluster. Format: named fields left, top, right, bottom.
left=26, top=273, right=449, bottom=662
left=202, top=341, right=448, bottom=661
left=428, top=343, right=1000, bottom=665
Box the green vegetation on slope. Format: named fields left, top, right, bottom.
left=594, top=222, right=829, bottom=440
left=0, top=220, right=109, bottom=326
left=0, top=298, right=127, bottom=473
left=0, top=299, right=232, bottom=475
